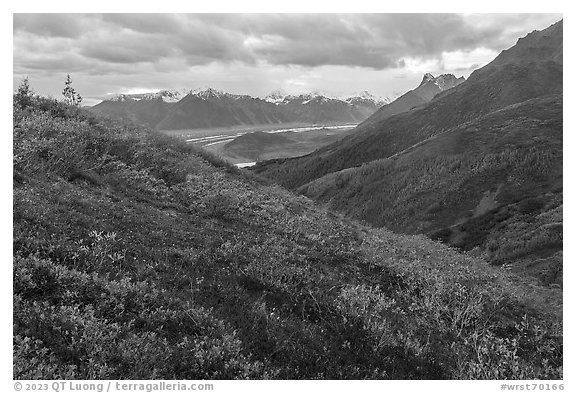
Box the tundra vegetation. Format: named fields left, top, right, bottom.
left=13, top=89, right=562, bottom=379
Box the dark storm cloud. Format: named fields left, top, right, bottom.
left=13, top=13, right=562, bottom=74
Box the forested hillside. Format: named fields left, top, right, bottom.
left=13, top=93, right=562, bottom=379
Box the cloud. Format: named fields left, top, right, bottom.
left=13, top=13, right=87, bottom=38
left=101, top=14, right=186, bottom=35
left=12, top=13, right=562, bottom=103
left=14, top=13, right=563, bottom=73
left=79, top=30, right=177, bottom=64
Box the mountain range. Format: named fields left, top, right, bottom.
left=90, top=76, right=464, bottom=132
left=89, top=88, right=392, bottom=130
left=89, top=75, right=464, bottom=132
left=254, top=20, right=563, bottom=285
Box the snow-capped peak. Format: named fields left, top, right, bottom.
left=289, top=93, right=342, bottom=105
left=107, top=94, right=133, bottom=102
left=264, top=89, right=389, bottom=107
left=357, top=90, right=377, bottom=99
left=191, top=87, right=230, bottom=99
left=265, top=89, right=288, bottom=104
left=151, top=89, right=191, bottom=103
left=106, top=88, right=190, bottom=103
left=343, top=91, right=391, bottom=106
left=264, top=91, right=325, bottom=105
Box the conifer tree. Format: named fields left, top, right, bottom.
left=14, top=77, right=34, bottom=108
left=62, top=74, right=82, bottom=106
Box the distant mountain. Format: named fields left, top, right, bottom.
left=155, top=88, right=291, bottom=130
left=119, top=89, right=190, bottom=103
left=344, top=90, right=391, bottom=105
left=111, top=88, right=191, bottom=103
left=255, top=20, right=563, bottom=283
left=271, top=93, right=373, bottom=124
left=343, top=91, right=391, bottom=117
left=91, top=88, right=290, bottom=130
left=89, top=94, right=174, bottom=129
left=264, top=89, right=289, bottom=104
left=264, top=90, right=390, bottom=108
left=90, top=88, right=390, bottom=130
left=361, top=73, right=464, bottom=126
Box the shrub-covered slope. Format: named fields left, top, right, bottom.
left=13, top=97, right=562, bottom=379
left=298, top=95, right=563, bottom=283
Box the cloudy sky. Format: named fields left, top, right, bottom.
left=13, top=13, right=562, bottom=105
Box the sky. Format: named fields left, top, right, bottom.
left=13, top=13, right=562, bottom=106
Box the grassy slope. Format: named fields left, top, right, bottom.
left=13, top=97, right=562, bottom=379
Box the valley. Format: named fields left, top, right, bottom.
left=89, top=73, right=466, bottom=167
left=166, top=123, right=357, bottom=165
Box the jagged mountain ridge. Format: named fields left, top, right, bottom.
left=361, top=73, right=465, bottom=127
left=264, top=90, right=390, bottom=107
left=108, top=88, right=191, bottom=103
left=414, top=73, right=466, bottom=100
left=90, top=87, right=393, bottom=130
left=156, top=92, right=291, bottom=130
left=272, top=93, right=376, bottom=124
